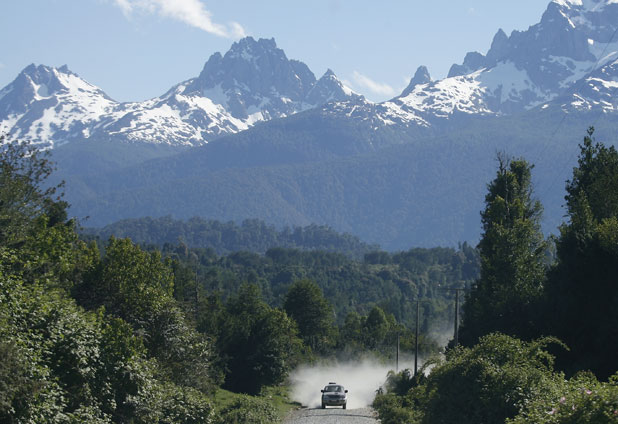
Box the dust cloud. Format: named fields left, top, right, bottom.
left=288, top=358, right=416, bottom=409
left=288, top=328, right=455, bottom=409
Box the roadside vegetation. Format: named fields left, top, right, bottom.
left=0, top=135, right=472, bottom=423
left=1, top=128, right=616, bottom=423
left=373, top=129, right=618, bottom=423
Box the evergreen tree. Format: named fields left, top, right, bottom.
left=219, top=284, right=302, bottom=394
left=459, top=155, right=547, bottom=345
left=283, top=279, right=334, bottom=353
left=545, top=128, right=618, bottom=378
left=0, top=137, right=65, bottom=248
left=364, top=306, right=391, bottom=348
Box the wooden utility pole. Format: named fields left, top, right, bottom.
left=439, top=287, right=468, bottom=347
left=415, top=299, right=420, bottom=376
left=396, top=333, right=400, bottom=372
left=454, top=289, right=460, bottom=347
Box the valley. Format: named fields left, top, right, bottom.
left=1, top=1, right=618, bottom=423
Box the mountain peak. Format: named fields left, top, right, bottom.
left=305, top=68, right=361, bottom=105
left=401, top=66, right=431, bottom=97
left=226, top=36, right=280, bottom=60
left=16, top=64, right=74, bottom=96
left=323, top=68, right=336, bottom=78
left=551, top=0, right=617, bottom=10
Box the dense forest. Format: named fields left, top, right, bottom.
left=0, top=136, right=477, bottom=423
left=373, top=129, right=618, bottom=424
left=2, top=128, right=617, bottom=424
left=83, top=216, right=379, bottom=259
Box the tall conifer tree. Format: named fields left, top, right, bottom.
left=460, top=155, right=546, bottom=345
left=545, top=128, right=618, bottom=378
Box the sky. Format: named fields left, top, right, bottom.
left=0, top=0, right=550, bottom=103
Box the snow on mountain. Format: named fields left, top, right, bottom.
left=328, top=0, right=618, bottom=130
left=0, top=64, right=117, bottom=147
left=3, top=1, right=618, bottom=148
left=0, top=37, right=360, bottom=148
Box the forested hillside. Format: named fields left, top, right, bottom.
left=83, top=216, right=379, bottom=259
left=157, top=242, right=479, bottom=330
left=0, top=136, right=480, bottom=423
left=3, top=130, right=617, bottom=424
left=56, top=106, right=618, bottom=249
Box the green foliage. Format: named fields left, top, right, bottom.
left=77, top=237, right=215, bottom=392
left=165, top=243, right=479, bottom=339
left=364, top=306, right=391, bottom=347
left=508, top=371, right=618, bottom=424
left=215, top=395, right=280, bottom=424
left=82, top=237, right=174, bottom=323
left=373, top=392, right=421, bottom=424
left=0, top=139, right=217, bottom=423
left=218, top=284, right=302, bottom=394
left=460, top=156, right=547, bottom=345
left=335, top=305, right=440, bottom=359
left=0, top=260, right=120, bottom=423
left=383, top=369, right=417, bottom=397
left=85, top=216, right=378, bottom=259
left=544, top=128, right=618, bottom=379
left=378, top=334, right=566, bottom=424
left=565, top=127, right=618, bottom=223
left=135, top=380, right=216, bottom=424
left=283, top=279, right=334, bottom=353
left=0, top=137, right=64, bottom=248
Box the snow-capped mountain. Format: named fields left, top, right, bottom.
left=0, top=37, right=361, bottom=148
left=0, top=64, right=117, bottom=146
left=3, top=1, right=618, bottom=149
left=325, top=0, right=618, bottom=129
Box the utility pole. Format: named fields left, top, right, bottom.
left=439, top=287, right=468, bottom=347
left=396, top=333, right=400, bottom=372
left=415, top=299, right=420, bottom=376
left=191, top=252, right=199, bottom=322
left=454, top=289, right=460, bottom=347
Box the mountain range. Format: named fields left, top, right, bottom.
left=2, top=0, right=618, bottom=249
left=0, top=37, right=361, bottom=148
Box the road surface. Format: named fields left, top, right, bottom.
left=284, top=407, right=380, bottom=423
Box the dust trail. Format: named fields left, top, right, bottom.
left=288, top=358, right=418, bottom=409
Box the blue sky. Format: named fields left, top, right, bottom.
left=0, top=0, right=550, bottom=102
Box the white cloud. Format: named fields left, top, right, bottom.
left=111, top=0, right=246, bottom=39
left=350, top=71, right=396, bottom=96
left=113, top=0, right=133, bottom=16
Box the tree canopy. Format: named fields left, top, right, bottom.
left=460, top=155, right=547, bottom=345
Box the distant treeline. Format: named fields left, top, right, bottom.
left=82, top=216, right=380, bottom=259
left=163, top=242, right=480, bottom=330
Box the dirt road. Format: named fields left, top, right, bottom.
left=284, top=407, right=380, bottom=423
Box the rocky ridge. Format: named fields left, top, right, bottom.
left=0, top=37, right=361, bottom=148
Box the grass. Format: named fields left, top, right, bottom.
left=212, top=384, right=301, bottom=421
left=260, top=385, right=302, bottom=418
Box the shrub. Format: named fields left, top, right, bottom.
left=216, top=395, right=280, bottom=424
left=373, top=392, right=420, bottom=424
left=413, top=333, right=566, bottom=424
left=509, top=372, right=618, bottom=424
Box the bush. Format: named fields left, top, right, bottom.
left=412, top=333, right=566, bottom=424
left=216, top=396, right=280, bottom=424
left=509, top=372, right=618, bottom=424
left=373, top=392, right=420, bottom=424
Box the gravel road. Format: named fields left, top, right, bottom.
left=283, top=407, right=380, bottom=423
